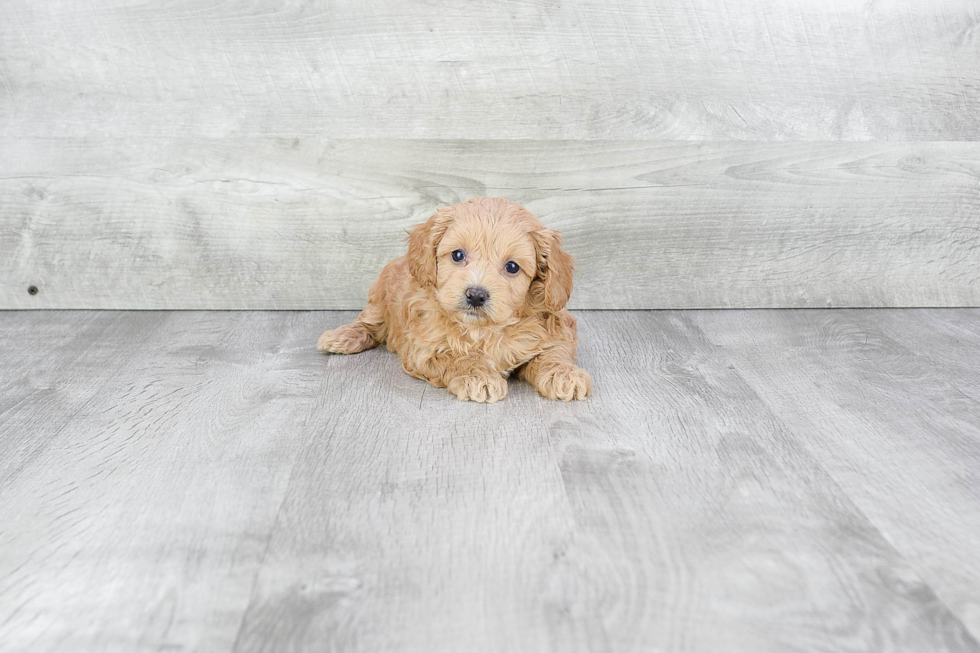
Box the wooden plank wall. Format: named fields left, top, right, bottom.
left=1, top=0, right=978, bottom=309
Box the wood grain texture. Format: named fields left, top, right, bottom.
left=863, top=309, right=980, bottom=403
left=3, top=139, right=978, bottom=310
left=0, top=311, right=340, bottom=652
left=693, top=308, right=980, bottom=641
left=0, top=311, right=161, bottom=491
left=1, top=0, right=978, bottom=140
left=2, top=310, right=979, bottom=651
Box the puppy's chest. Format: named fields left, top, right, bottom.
left=450, top=324, right=544, bottom=372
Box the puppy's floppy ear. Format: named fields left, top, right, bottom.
left=531, top=227, right=575, bottom=311
left=407, top=207, right=454, bottom=286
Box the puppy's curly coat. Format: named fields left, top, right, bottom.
left=317, top=197, right=591, bottom=402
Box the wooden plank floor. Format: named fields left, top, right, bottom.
left=1, top=310, right=978, bottom=652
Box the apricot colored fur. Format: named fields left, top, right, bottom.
left=317, top=197, right=591, bottom=403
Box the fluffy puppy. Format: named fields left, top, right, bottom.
left=317, top=197, right=591, bottom=403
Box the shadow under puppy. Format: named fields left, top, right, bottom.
left=318, top=197, right=591, bottom=402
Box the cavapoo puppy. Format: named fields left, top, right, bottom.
left=317, top=197, right=591, bottom=403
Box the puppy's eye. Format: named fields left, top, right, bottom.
left=504, top=261, right=520, bottom=274
left=451, top=249, right=465, bottom=262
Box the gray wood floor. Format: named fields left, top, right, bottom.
left=1, top=309, right=979, bottom=652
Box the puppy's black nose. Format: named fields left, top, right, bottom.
left=465, top=286, right=489, bottom=308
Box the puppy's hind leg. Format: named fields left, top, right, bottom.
left=317, top=305, right=383, bottom=355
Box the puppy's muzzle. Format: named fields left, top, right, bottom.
left=465, top=286, right=489, bottom=308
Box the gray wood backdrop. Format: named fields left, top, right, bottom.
left=2, top=0, right=978, bottom=309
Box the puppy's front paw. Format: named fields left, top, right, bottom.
left=446, top=373, right=508, bottom=403
left=535, top=364, right=592, bottom=401
left=317, top=324, right=375, bottom=354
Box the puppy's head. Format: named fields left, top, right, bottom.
left=407, top=197, right=574, bottom=324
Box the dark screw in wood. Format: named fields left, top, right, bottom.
left=27, top=285, right=39, bottom=296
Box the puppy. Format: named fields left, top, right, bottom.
left=317, top=197, right=591, bottom=403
